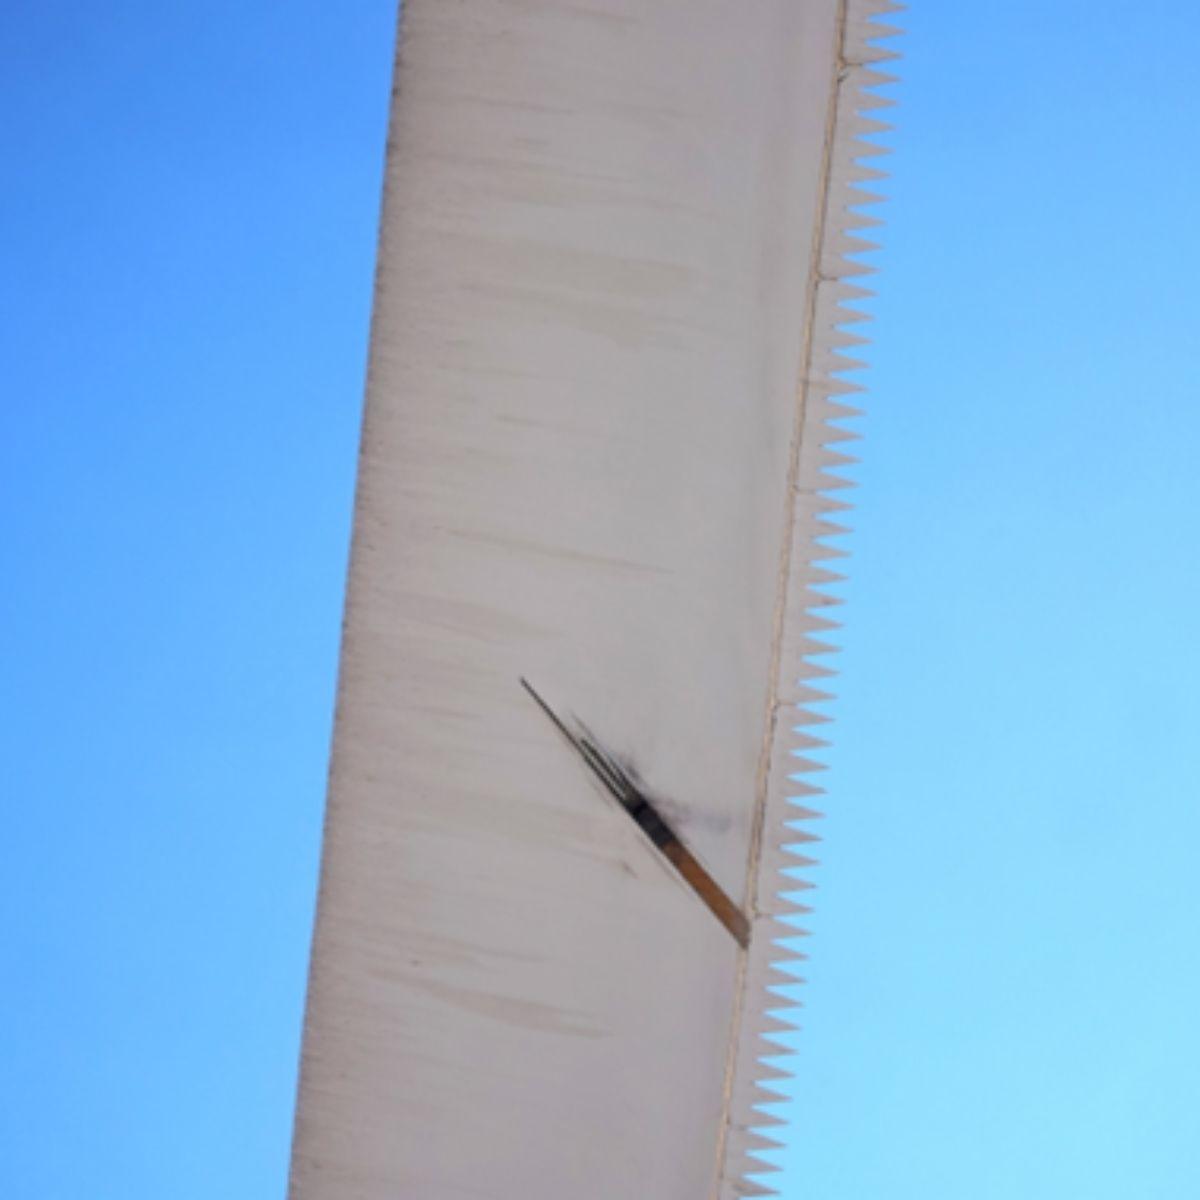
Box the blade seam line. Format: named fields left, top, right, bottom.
left=708, top=2, right=849, bottom=1194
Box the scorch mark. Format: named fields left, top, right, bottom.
left=520, top=677, right=750, bottom=948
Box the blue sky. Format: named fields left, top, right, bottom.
left=3, top=2, right=1200, bottom=1197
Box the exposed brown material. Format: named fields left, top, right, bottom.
left=521, top=678, right=750, bottom=948
left=660, top=840, right=751, bottom=949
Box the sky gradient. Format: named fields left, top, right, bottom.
left=4, top=2, right=1200, bottom=1197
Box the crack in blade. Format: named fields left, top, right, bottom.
left=520, top=677, right=750, bottom=948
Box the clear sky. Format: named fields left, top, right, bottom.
left=3, top=2, right=1200, bottom=1198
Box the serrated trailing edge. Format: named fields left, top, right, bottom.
left=717, top=3, right=901, bottom=1197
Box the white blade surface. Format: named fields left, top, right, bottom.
left=290, top=2, right=898, bottom=1196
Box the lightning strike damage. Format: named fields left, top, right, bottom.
left=521, top=677, right=751, bottom=948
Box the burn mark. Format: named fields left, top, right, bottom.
left=520, top=677, right=750, bottom=949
